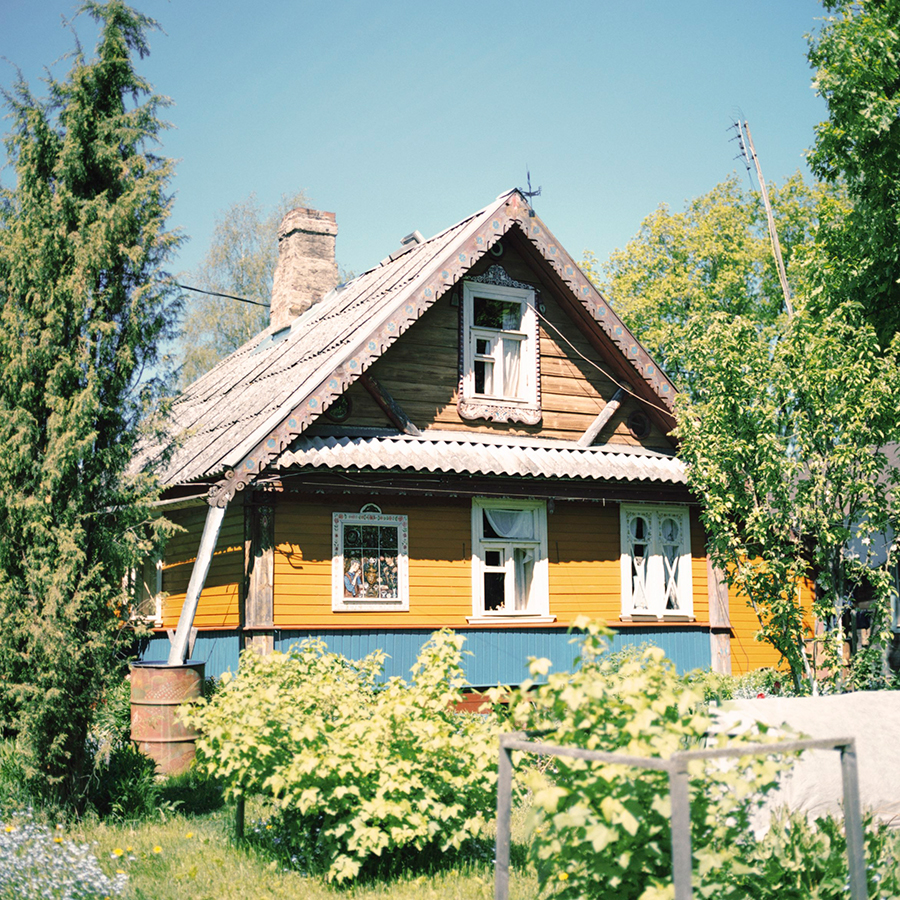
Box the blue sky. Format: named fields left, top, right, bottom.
left=1, top=0, right=827, bottom=284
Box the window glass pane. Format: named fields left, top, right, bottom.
left=361, top=525, right=379, bottom=548
left=380, top=526, right=397, bottom=550
left=485, top=549, right=502, bottom=567
left=380, top=555, right=399, bottom=599
left=344, top=526, right=361, bottom=548
left=484, top=572, right=506, bottom=611
left=513, top=548, right=534, bottom=611
left=500, top=337, right=521, bottom=395
left=484, top=508, right=534, bottom=539
left=474, top=359, right=491, bottom=395
left=343, top=557, right=363, bottom=598
left=474, top=297, right=522, bottom=330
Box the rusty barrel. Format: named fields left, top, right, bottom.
left=130, top=661, right=204, bottom=776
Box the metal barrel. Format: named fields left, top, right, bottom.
left=130, top=660, right=205, bottom=776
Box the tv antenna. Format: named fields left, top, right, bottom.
left=521, top=168, right=541, bottom=217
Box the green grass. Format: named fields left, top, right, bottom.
left=65, top=801, right=540, bottom=900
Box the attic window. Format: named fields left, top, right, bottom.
left=458, top=268, right=541, bottom=425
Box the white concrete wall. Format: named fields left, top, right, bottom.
left=715, top=691, right=900, bottom=826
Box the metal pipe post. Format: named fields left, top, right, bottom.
left=168, top=502, right=227, bottom=664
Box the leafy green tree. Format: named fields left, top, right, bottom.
left=676, top=306, right=900, bottom=692
left=806, top=0, right=900, bottom=346
left=582, top=174, right=838, bottom=387
left=177, top=191, right=308, bottom=386
left=0, top=0, right=179, bottom=804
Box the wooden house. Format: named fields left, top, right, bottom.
left=136, top=189, right=780, bottom=684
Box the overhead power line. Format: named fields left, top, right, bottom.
left=176, top=283, right=270, bottom=308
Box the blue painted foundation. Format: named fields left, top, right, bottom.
left=141, top=626, right=711, bottom=686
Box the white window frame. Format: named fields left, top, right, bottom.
left=469, top=498, right=552, bottom=623
left=332, top=512, right=409, bottom=612
left=620, top=504, right=693, bottom=619
left=462, top=281, right=538, bottom=408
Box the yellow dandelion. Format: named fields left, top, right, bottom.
left=53, top=837, right=63, bottom=844
left=185, top=832, right=194, bottom=839
left=112, top=848, right=124, bottom=857
left=265, top=824, right=272, bottom=830
left=4, top=825, right=14, bottom=833
left=125, top=845, right=133, bottom=852
left=152, top=845, right=162, bottom=854
left=558, top=872, right=569, bottom=882
left=116, top=869, right=126, bottom=875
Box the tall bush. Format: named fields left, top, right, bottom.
left=182, top=630, right=500, bottom=882
left=0, top=0, right=179, bottom=805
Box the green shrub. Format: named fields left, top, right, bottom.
left=502, top=618, right=788, bottom=900
left=730, top=809, right=900, bottom=900
left=683, top=667, right=795, bottom=704
left=85, top=740, right=159, bottom=820
left=181, top=630, right=501, bottom=883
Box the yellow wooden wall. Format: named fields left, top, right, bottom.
left=728, top=574, right=816, bottom=675
left=273, top=496, right=711, bottom=630
left=307, top=242, right=673, bottom=451
left=161, top=502, right=243, bottom=629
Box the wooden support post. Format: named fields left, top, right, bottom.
left=707, top=559, right=732, bottom=675
left=360, top=372, right=422, bottom=436
left=243, top=497, right=275, bottom=655
left=577, top=386, right=628, bottom=448
left=168, top=503, right=227, bottom=665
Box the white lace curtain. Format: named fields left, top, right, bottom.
left=484, top=508, right=534, bottom=539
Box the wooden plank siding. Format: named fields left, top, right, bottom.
left=272, top=496, right=711, bottom=630
left=160, top=502, right=244, bottom=629
left=307, top=241, right=674, bottom=451
left=728, top=574, right=816, bottom=675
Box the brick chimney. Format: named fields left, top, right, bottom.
left=270, top=208, right=338, bottom=330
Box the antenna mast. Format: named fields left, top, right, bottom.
left=733, top=120, right=794, bottom=318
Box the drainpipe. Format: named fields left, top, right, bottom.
left=167, top=503, right=228, bottom=665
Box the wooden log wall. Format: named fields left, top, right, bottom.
left=306, top=242, right=673, bottom=451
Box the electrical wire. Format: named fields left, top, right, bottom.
left=534, top=303, right=675, bottom=418
left=176, top=283, right=270, bottom=308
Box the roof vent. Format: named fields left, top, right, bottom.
left=380, top=229, right=425, bottom=265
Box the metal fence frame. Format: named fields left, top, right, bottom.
left=495, top=734, right=867, bottom=900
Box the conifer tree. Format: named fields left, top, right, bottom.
left=0, top=0, right=179, bottom=804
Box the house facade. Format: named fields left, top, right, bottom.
left=137, top=190, right=783, bottom=684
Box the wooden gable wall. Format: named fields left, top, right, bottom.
left=307, top=236, right=674, bottom=450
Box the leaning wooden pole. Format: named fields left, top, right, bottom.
left=743, top=121, right=794, bottom=318
left=167, top=502, right=227, bottom=664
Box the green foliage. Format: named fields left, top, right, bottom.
left=682, top=667, right=794, bottom=704
left=181, top=630, right=501, bottom=883
left=676, top=305, right=900, bottom=691
left=582, top=174, right=838, bottom=386
left=0, top=1, right=179, bottom=805
left=729, top=809, right=900, bottom=900
left=502, top=620, right=786, bottom=900
left=177, top=191, right=308, bottom=386
left=86, top=740, right=159, bottom=821
left=806, top=0, right=900, bottom=345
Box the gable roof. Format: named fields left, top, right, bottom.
left=139, top=189, right=677, bottom=497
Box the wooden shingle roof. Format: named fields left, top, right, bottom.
left=138, top=189, right=677, bottom=501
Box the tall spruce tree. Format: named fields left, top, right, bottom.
left=0, top=1, right=179, bottom=804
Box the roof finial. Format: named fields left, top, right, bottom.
left=521, top=167, right=541, bottom=217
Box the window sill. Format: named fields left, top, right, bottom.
left=466, top=614, right=557, bottom=625
left=458, top=396, right=542, bottom=426
left=620, top=614, right=696, bottom=623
